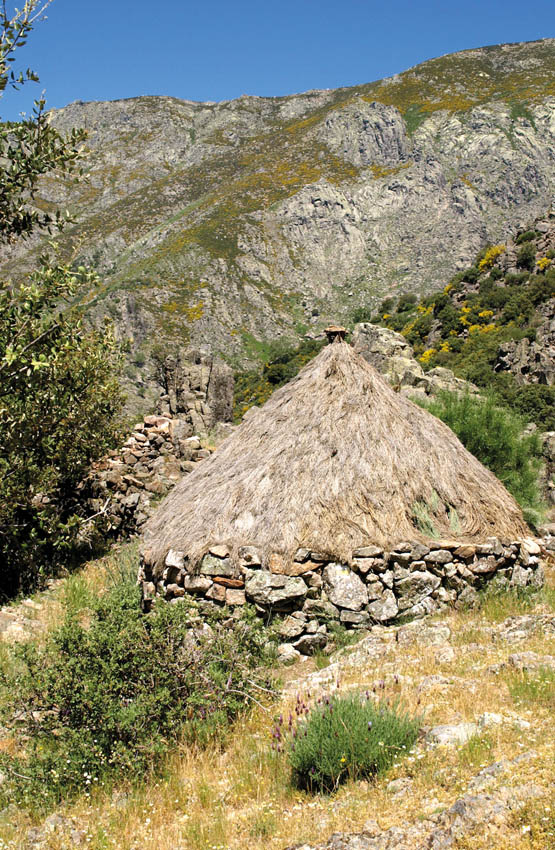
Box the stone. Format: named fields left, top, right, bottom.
left=206, top=583, right=226, bottom=603
left=397, top=621, right=451, bottom=646
left=238, top=546, right=262, bottom=567
left=183, top=575, right=212, bottom=594
left=302, top=598, right=340, bottom=620
left=305, top=571, right=323, bottom=588
left=427, top=723, right=478, bottom=746
left=226, top=588, right=246, bottom=606
left=277, top=643, right=301, bottom=665
left=471, top=556, right=499, bottom=574
left=508, top=651, right=555, bottom=671
left=402, top=597, right=439, bottom=619
left=510, top=563, right=532, bottom=587
left=354, top=557, right=386, bottom=573
left=367, top=590, right=398, bottom=622
left=165, top=549, right=186, bottom=568
left=366, top=580, right=383, bottom=601
left=424, top=549, right=453, bottom=564
left=521, top=537, right=541, bottom=556
left=352, top=545, right=384, bottom=558
left=411, top=542, right=431, bottom=559
left=381, top=569, right=394, bottom=588
left=323, top=563, right=369, bottom=611
left=245, top=572, right=307, bottom=609
left=395, top=571, right=441, bottom=611
left=386, top=777, right=414, bottom=796
left=212, top=576, right=244, bottom=587
left=455, top=585, right=480, bottom=609
left=269, top=553, right=320, bottom=576
left=454, top=544, right=477, bottom=559
left=279, top=615, right=306, bottom=639
left=294, top=548, right=311, bottom=562
left=436, top=645, right=456, bottom=663
left=142, top=581, right=156, bottom=600
left=477, top=712, right=503, bottom=729
left=200, top=554, right=235, bottom=577
left=340, top=609, right=370, bottom=626
left=208, top=544, right=229, bottom=558
left=165, top=583, right=185, bottom=599
left=293, top=632, right=327, bottom=655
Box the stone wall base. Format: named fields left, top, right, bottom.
left=139, top=537, right=545, bottom=656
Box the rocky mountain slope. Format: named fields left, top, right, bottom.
left=1, top=39, right=554, bottom=385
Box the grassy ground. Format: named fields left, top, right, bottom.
left=0, top=547, right=553, bottom=850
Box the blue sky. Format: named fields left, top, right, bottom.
left=2, top=0, right=554, bottom=119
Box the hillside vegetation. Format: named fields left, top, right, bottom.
left=0, top=544, right=553, bottom=849
left=1, top=40, right=554, bottom=411
left=365, top=225, right=555, bottom=429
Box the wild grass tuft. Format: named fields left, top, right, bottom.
left=505, top=667, right=555, bottom=711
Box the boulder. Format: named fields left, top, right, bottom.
left=367, top=589, right=398, bottom=622
left=395, top=571, right=441, bottom=611
left=323, top=564, right=369, bottom=611
left=245, top=572, right=307, bottom=609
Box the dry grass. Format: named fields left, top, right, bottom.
left=2, top=561, right=552, bottom=850
left=143, top=343, right=527, bottom=573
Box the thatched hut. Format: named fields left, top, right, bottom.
left=140, top=341, right=541, bottom=631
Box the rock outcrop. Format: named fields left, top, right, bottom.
left=352, top=322, right=479, bottom=398
left=1, top=40, right=554, bottom=374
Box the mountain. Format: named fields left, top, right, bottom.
left=1, top=38, right=554, bottom=408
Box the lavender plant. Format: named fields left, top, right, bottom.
left=273, top=691, right=418, bottom=793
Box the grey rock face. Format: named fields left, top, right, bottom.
left=4, top=43, right=554, bottom=377
left=352, top=323, right=480, bottom=397
left=320, top=100, right=410, bottom=167
left=323, top=564, right=369, bottom=611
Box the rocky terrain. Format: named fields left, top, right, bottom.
left=1, top=39, right=554, bottom=401
left=1, top=554, right=553, bottom=850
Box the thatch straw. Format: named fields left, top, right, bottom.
left=142, top=342, right=528, bottom=570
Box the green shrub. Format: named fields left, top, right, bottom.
left=282, top=692, right=418, bottom=793
left=351, top=306, right=374, bottom=324
left=0, top=578, right=273, bottom=811
left=515, top=230, right=538, bottom=244
left=233, top=338, right=325, bottom=420
left=462, top=266, right=480, bottom=283
left=396, top=292, right=417, bottom=313
left=516, top=242, right=536, bottom=270
left=420, top=392, right=545, bottom=526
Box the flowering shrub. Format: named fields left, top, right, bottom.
left=478, top=244, right=505, bottom=271
left=273, top=692, right=418, bottom=793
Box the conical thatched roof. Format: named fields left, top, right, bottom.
left=142, top=342, right=528, bottom=570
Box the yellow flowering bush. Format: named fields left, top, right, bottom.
left=419, top=348, right=436, bottom=364
left=478, top=244, right=505, bottom=271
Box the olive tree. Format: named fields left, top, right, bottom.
left=0, top=2, right=124, bottom=597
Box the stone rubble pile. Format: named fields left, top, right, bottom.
left=139, top=536, right=545, bottom=658
left=82, top=415, right=213, bottom=538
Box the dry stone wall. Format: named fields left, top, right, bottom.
left=139, top=537, right=545, bottom=658
left=83, top=415, right=213, bottom=538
